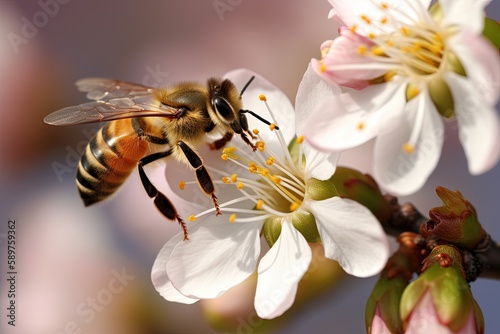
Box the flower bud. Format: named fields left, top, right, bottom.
left=329, top=167, right=391, bottom=222
left=400, top=245, right=484, bottom=333
left=422, top=187, right=485, bottom=249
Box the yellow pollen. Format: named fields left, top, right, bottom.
left=296, top=135, right=305, bottom=144
left=231, top=174, right=238, bottom=182
left=357, top=45, right=367, bottom=55
left=371, top=46, right=385, bottom=56
left=368, top=33, right=376, bottom=39
left=357, top=122, right=365, bottom=130
left=290, top=202, right=300, bottom=211
left=229, top=214, right=236, bottom=223
left=188, top=215, right=197, bottom=222
left=269, top=123, right=277, bottom=131
left=256, top=199, right=264, bottom=210
left=272, top=175, right=282, bottom=184
left=259, top=94, right=267, bottom=101
left=237, top=182, right=245, bottom=190
left=179, top=181, right=185, bottom=190
left=380, top=17, right=388, bottom=24
left=253, top=129, right=260, bottom=135
left=360, top=15, right=371, bottom=24
left=256, top=141, right=265, bottom=151
left=266, top=157, right=275, bottom=166
left=403, top=143, right=415, bottom=154
left=223, top=146, right=236, bottom=154
left=381, top=3, right=389, bottom=10
left=350, top=25, right=357, bottom=33
left=222, top=177, right=231, bottom=184
left=221, top=153, right=229, bottom=161
left=261, top=168, right=270, bottom=176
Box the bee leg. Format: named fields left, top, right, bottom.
left=209, top=132, right=233, bottom=150
left=177, top=141, right=221, bottom=216
left=138, top=150, right=189, bottom=240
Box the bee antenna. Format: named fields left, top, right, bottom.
left=239, top=76, right=255, bottom=98
left=241, top=109, right=279, bottom=130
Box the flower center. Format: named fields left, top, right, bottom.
left=186, top=95, right=307, bottom=224
left=353, top=2, right=447, bottom=82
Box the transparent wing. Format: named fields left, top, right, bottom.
left=44, top=95, right=181, bottom=126
left=76, top=78, right=154, bottom=100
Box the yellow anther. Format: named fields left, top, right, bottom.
left=272, top=175, right=282, bottom=184
left=221, top=154, right=229, bottom=161
left=179, top=181, right=185, bottom=190
left=407, top=86, right=421, bottom=100
left=371, top=46, right=385, bottom=56
left=357, top=122, right=365, bottom=130
left=381, top=3, right=389, bottom=10
left=259, top=94, right=267, bottom=101
left=188, top=215, right=197, bottom=222
left=237, top=182, right=245, bottom=190
left=266, top=156, right=275, bottom=166
left=357, top=45, right=367, bottom=55
left=256, top=141, right=265, bottom=151
left=296, top=135, right=305, bottom=144
left=320, top=46, right=330, bottom=58
left=231, top=174, right=238, bottom=183
left=368, top=33, right=376, bottom=39
left=385, top=40, right=394, bottom=47
left=400, top=26, right=411, bottom=36
left=403, top=143, right=415, bottom=154
left=319, top=62, right=327, bottom=73
left=222, top=177, right=231, bottom=184
left=229, top=214, right=236, bottom=223
left=360, top=15, right=371, bottom=24
left=384, top=71, right=396, bottom=82
left=380, top=17, right=388, bottom=24
left=256, top=199, right=264, bottom=210
left=261, top=168, right=270, bottom=176
left=253, top=128, right=260, bottom=135
left=269, top=123, right=277, bottom=131
left=249, top=162, right=258, bottom=173
left=289, top=202, right=300, bottom=211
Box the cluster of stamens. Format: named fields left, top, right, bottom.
left=181, top=95, right=307, bottom=225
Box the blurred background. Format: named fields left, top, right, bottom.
left=0, top=0, right=499, bottom=333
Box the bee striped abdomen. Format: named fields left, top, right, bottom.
left=77, top=120, right=151, bottom=206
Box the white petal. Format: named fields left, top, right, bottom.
left=446, top=72, right=500, bottom=174
left=374, top=91, right=444, bottom=196
left=167, top=222, right=261, bottom=299
left=327, top=0, right=431, bottom=33
left=447, top=31, right=500, bottom=106
left=303, top=82, right=406, bottom=152
left=309, top=197, right=389, bottom=277
left=151, top=234, right=199, bottom=304
left=302, top=142, right=340, bottom=181
left=295, top=63, right=341, bottom=135
left=254, top=220, right=312, bottom=319
left=224, top=68, right=296, bottom=148
left=440, top=0, right=491, bottom=35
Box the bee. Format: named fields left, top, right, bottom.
left=44, top=75, right=273, bottom=240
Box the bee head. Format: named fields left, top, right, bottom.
left=208, top=78, right=247, bottom=134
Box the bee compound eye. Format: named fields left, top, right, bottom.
left=213, top=97, right=234, bottom=121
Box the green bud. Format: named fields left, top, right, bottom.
left=329, top=167, right=391, bottom=222
left=306, top=178, right=338, bottom=201
left=401, top=245, right=484, bottom=333
left=428, top=77, right=455, bottom=118
left=423, top=186, right=485, bottom=249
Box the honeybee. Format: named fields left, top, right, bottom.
left=44, top=76, right=271, bottom=240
